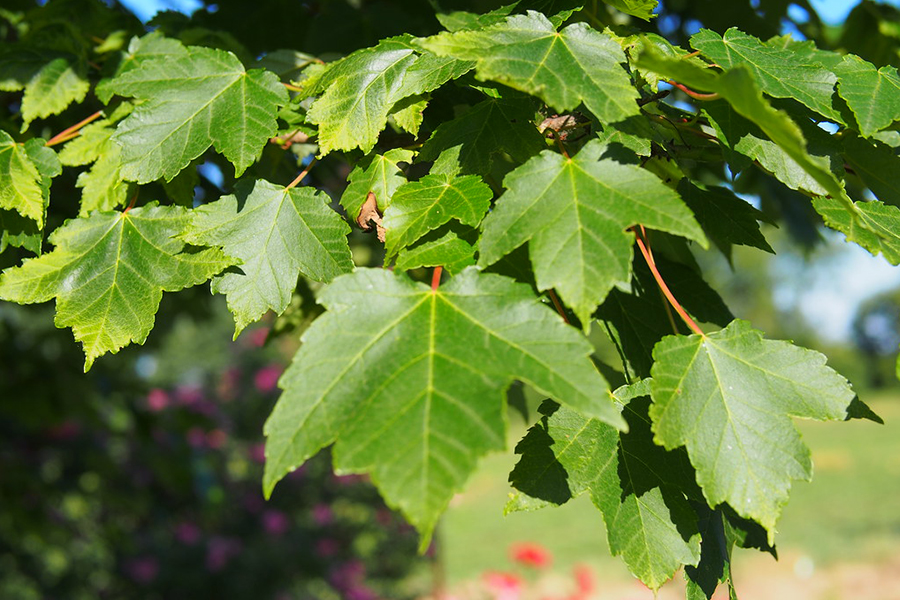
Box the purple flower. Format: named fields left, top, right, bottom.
left=312, top=503, right=333, bottom=526
left=175, top=521, right=201, bottom=545
left=126, top=556, right=159, bottom=583
left=206, top=536, right=242, bottom=572
left=186, top=427, right=206, bottom=448
left=248, top=443, right=266, bottom=464
left=262, top=509, right=290, bottom=536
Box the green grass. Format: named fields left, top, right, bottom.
left=439, top=393, right=900, bottom=584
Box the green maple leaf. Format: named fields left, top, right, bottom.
left=304, top=37, right=472, bottom=155
left=58, top=104, right=134, bottom=214
left=99, top=38, right=288, bottom=183
left=841, top=135, right=900, bottom=208
left=435, top=4, right=517, bottom=32
left=690, top=28, right=841, bottom=123
left=0, top=47, right=90, bottom=130
left=417, top=96, right=546, bottom=177
left=507, top=396, right=700, bottom=590
left=649, top=320, right=855, bottom=536
left=677, top=179, right=774, bottom=261
left=603, top=0, right=659, bottom=20
left=478, top=140, right=707, bottom=325
left=813, top=196, right=900, bottom=265
left=339, top=149, right=415, bottom=220
left=418, top=12, right=640, bottom=125
left=383, top=173, right=492, bottom=256
left=0, top=204, right=234, bottom=370
left=833, top=55, right=900, bottom=137
left=184, top=179, right=354, bottom=336
left=394, top=229, right=476, bottom=274
left=0, top=131, right=58, bottom=228
left=263, top=268, right=623, bottom=543
left=638, top=44, right=857, bottom=219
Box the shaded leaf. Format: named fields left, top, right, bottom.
left=650, top=320, right=855, bottom=535
left=841, top=134, right=900, bottom=207
left=507, top=397, right=700, bottom=590
left=0, top=204, right=234, bottom=370
left=184, top=179, right=353, bottom=335
left=264, top=268, right=623, bottom=544
left=418, top=96, right=546, bottom=177
left=677, top=179, right=774, bottom=261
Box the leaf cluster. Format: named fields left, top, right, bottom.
left=0, top=1, right=894, bottom=596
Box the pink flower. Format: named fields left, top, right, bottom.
left=510, top=542, right=552, bottom=569
left=312, top=504, right=333, bottom=526
left=175, top=521, right=201, bottom=545
left=175, top=384, right=203, bottom=406
left=483, top=571, right=523, bottom=600
left=246, top=327, right=269, bottom=348
left=146, top=388, right=169, bottom=412
left=254, top=365, right=283, bottom=393
left=127, top=556, right=159, bottom=583
left=263, top=509, right=290, bottom=536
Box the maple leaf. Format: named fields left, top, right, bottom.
left=394, top=229, right=476, bottom=275
left=507, top=394, right=700, bottom=590
left=0, top=132, right=59, bottom=228
left=383, top=173, right=492, bottom=256
left=478, top=140, right=707, bottom=325
left=58, top=104, right=134, bottom=215
left=833, top=55, right=900, bottom=138
left=340, top=149, right=415, bottom=221
left=417, top=96, right=546, bottom=177
left=303, top=37, right=472, bottom=155
left=0, top=47, right=90, bottom=130
left=184, top=179, right=354, bottom=336
left=0, top=204, right=234, bottom=370
left=649, top=320, right=855, bottom=536
left=263, top=268, right=623, bottom=544
left=813, top=196, right=900, bottom=265
left=690, top=28, right=841, bottom=123
left=418, top=11, right=640, bottom=125
left=99, top=37, right=288, bottom=183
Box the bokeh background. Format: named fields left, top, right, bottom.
left=2, top=0, right=899, bottom=599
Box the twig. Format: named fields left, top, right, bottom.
left=547, top=289, right=570, bottom=325
left=633, top=227, right=705, bottom=337
left=431, top=266, right=443, bottom=291
left=286, top=157, right=317, bottom=190
left=45, top=110, right=103, bottom=147
left=666, top=80, right=721, bottom=101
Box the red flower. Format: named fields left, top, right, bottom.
left=510, top=541, right=552, bottom=569
left=483, top=571, right=523, bottom=600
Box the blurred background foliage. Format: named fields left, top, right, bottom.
left=2, top=0, right=900, bottom=598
